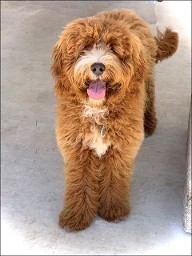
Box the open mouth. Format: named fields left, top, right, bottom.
left=84, top=80, right=121, bottom=100
left=87, top=80, right=106, bottom=100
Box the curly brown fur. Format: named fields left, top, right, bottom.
left=155, top=27, right=178, bottom=63
left=144, top=78, right=157, bottom=136
left=51, top=9, right=178, bottom=231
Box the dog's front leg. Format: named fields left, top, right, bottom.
left=59, top=148, right=100, bottom=231
left=98, top=148, right=134, bottom=222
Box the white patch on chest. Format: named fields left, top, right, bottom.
left=89, top=127, right=110, bottom=157
left=82, top=105, right=110, bottom=157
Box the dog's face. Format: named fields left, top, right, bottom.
left=52, top=16, right=148, bottom=105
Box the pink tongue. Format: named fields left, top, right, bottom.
left=87, top=81, right=106, bottom=100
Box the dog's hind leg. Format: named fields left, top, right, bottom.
left=144, top=77, right=157, bottom=136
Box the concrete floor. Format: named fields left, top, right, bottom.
left=1, top=1, right=191, bottom=255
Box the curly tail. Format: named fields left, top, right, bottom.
left=155, top=27, right=179, bottom=63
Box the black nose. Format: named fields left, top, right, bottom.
left=91, top=62, right=105, bottom=76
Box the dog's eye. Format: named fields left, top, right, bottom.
left=111, top=47, right=125, bottom=60
left=82, top=45, right=92, bottom=52
left=110, top=45, right=121, bottom=56
left=110, top=45, right=116, bottom=53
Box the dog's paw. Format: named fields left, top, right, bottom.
left=59, top=210, right=92, bottom=231
left=98, top=204, right=130, bottom=222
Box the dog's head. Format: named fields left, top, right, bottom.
left=52, top=15, right=149, bottom=106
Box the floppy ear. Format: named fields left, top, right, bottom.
left=131, top=49, right=148, bottom=84
left=129, top=34, right=149, bottom=84
left=51, top=43, right=69, bottom=97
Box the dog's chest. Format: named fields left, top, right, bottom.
left=82, top=105, right=110, bottom=157
left=88, top=126, right=110, bottom=157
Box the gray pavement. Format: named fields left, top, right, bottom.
left=1, top=1, right=191, bottom=255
